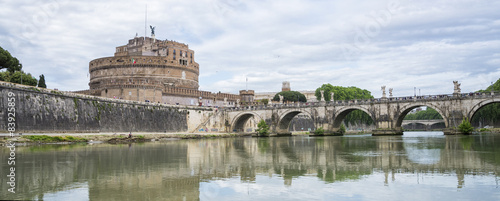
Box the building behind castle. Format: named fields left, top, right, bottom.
left=254, top=81, right=318, bottom=103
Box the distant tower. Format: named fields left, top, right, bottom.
left=282, top=81, right=291, bottom=92
left=239, top=90, right=255, bottom=103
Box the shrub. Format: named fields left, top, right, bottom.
left=458, top=117, right=474, bottom=134
left=339, top=124, right=346, bottom=135
left=478, top=128, right=490, bottom=132
left=256, top=120, right=269, bottom=136
left=314, top=127, right=325, bottom=135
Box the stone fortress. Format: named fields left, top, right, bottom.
left=82, top=31, right=249, bottom=107
left=77, top=29, right=316, bottom=107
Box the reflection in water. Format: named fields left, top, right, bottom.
left=1, top=132, right=500, bottom=200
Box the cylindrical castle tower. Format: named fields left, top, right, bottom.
left=89, top=36, right=199, bottom=102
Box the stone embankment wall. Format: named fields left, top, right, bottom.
left=0, top=81, right=212, bottom=133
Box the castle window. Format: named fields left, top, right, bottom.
left=173, top=49, right=176, bottom=55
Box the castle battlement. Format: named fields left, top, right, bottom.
left=81, top=35, right=246, bottom=106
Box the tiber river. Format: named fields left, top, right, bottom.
left=1, top=132, right=500, bottom=201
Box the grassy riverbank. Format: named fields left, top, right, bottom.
left=0, top=133, right=247, bottom=145
left=2, top=129, right=499, bottom=146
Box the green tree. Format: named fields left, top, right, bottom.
left=272, top=91, right=307, bottom=103
left=315, top=84, right=374, bottom=125
left=0, top=71, right=10, bottom=82
left=0, top=46, right=22, bottom=72
left=315, top=84, right=372, bottom=102
left=339, top=124, right=346, bottom=135
left=478, top=78, right=500, bottom=93
left=257, top=98, right=269, bottom=105
left=404, top=108, right=443, bottom=120
left=458, top=118, right=474, bottom=134
left=38, top=74, right=47, bottom=88
left=256, top=119, right=270, bottom=136
left=472, top=78, right=500, bottom=127
left=10, top=71, right=38, bottom=86
left=314, top=127, right=325, bottom=135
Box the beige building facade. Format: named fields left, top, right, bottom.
left=254, top=81, right=318, bottom=103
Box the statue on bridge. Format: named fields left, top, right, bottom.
left=453, top=81, right=461, bottom=94
left=381, top=86, right=386, bottom=98
left=279, top=94, right=284, bottom=104
left=331, top=92, right=334, bottom=102
left=389, top=88, right=393, bottom=98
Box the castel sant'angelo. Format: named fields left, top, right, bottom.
left=83, top=30, right=254, bottom=106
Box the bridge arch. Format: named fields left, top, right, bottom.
left=231, top=112, right=263, bottom=133
left=395, top=103, right=448, bottom=129
left=468, top=98, right=500, bottom=120
left=402, top=122, right=427, bottom=130
left=332, top=106, right=374, bottom=128
left=277, top=110, right=314, bottom=133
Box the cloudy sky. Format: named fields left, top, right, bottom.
left=1, top=0, right=499, bottom=98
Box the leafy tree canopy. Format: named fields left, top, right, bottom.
left=315, top=84, right=373, bottom=102
left=10, top=71, right=38, bottom=86
left=0, top=46, right=22, bottom=72
left=472, top=78, right=500, bottom=127
left=315, top=84, right=374, bottom=125
left=404, top=107, right=443, bottom=120
left=477, top=78, right=500, bottom=92
left=272, top=91, right=307, bottom=102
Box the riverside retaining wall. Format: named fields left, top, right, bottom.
left=0, top=82, right=212, bottom=133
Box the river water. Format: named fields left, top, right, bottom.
left=1, top=132, right=499, bottom=201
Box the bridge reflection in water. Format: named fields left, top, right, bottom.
left=1, top=132, right=499, bottom=200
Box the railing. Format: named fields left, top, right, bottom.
left=222, top=91, right=500, bottom=112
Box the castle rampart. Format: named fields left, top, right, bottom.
left=84, top=36, right=244, bottom=106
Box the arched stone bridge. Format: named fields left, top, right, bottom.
left=207, top=92, right=499, bottom=136
left=402, top=120, right=445, bottom=126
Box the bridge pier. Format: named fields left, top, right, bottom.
left=308, top=127, right=344, bottom=136
left=371, top=120, right=404, bottom=136
left=443, top=128, right=461, bottom=135
left=372, top=128, right=404, bottom=136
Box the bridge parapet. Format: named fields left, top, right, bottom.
left=222, top=92, right=500, bottom=111
left=221, top=90, right=499, bottom=136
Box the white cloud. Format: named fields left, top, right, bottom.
left=1, top=0, right=499, bottom=97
